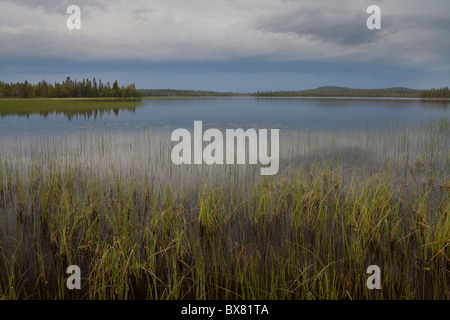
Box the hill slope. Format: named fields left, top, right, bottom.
left=254, top=86, right=420, bottom=97
left=137, top=86, right=443, bottom=98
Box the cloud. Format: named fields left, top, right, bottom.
left=2, top=0, right=107, bottom=13
left=0, top=0, right=448, bottom=89
left=252, top=3, right=385, bottom=46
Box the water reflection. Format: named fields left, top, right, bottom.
left=419, top=100, right=450, bottom=110
left=0, top=97, right=448, bottom=137
left=0, top=107, right=137, bottom=120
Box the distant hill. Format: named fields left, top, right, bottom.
left=310, top=86, right=417, bottom=92
left=308, top=86, right=354, bottom=91
left=138, top=86, right=449, bottom=98
left=254, top=86, right=421, bottom=98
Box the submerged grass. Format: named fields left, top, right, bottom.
left=0, top=119, right=448, bottom=300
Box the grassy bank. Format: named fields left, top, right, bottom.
left=0, top=119, right=448, bottom=300
left=0, top=98, right=143, bottom=117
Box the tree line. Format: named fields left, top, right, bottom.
left=252, top=87, right=450, bottom=98
left=252, top=87, right=420, bottom=98
left=419, top=87, right=450, bottom=99
left=138, top=89, right=234, bottom=97
left=0, top=77, right=141, bottom=98
left=1, top=79, right=448, bottom=99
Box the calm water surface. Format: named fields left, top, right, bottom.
left=0, top=97, right=448, bottom=137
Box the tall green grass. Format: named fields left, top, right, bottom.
left=0, top=119, right=448, bottom=299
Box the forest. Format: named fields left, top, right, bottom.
left=138, top=89, right=234, bottom=97
left=1, top=80, right=449, bottom=99
left=252, top=86, right=420, bottom=98
left=419, top=87, right=450, bottom=98
left=252, top=86, right=450, bottom=98
left=0, top=77, right=141, bottom=98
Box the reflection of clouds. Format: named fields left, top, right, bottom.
left=1, top=121, right=448, bottom=194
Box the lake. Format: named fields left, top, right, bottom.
left=0, top=97, right=448, bottom=137
left=0, top=97, right=449, bottom=299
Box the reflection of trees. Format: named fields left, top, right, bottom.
left=419, top=100, right=450, bottom=110
left=1, top=108, right=137, bottom=121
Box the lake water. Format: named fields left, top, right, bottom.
left=0, top=97, right=448, bottom=137
left=1, top=98, right=448, bottom=301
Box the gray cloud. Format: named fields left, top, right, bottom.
left=3, top=0, right=107, bottom=13
left=252, top=5, right=386, bottom=46
left=0, top=0, right=448, bottom=89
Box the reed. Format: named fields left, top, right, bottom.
left=0, top=118, right=448, bottom=299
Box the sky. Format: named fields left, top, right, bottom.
left=0, top=0, right=449, bottom=92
